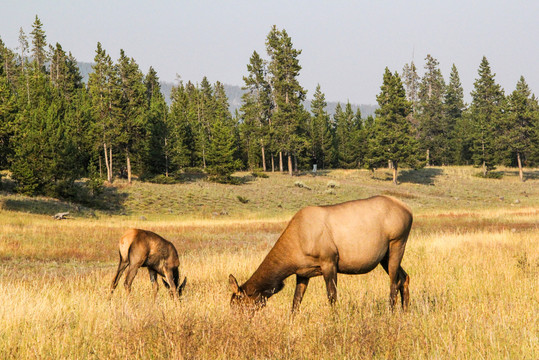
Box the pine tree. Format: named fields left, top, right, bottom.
left=402, top=61, right=420, bottom=120
left=18, top=27, right=30, bottom=105
left=10, top=70, right=85, bottom=196
left=363, top=115, right=377, bottom=174
left=266, top=26, right=306, bottom=175
left=369, top=68, right=421, bottom=185
left=308, top=84, right=334, bottom=169
left=417, top=55, right=446, bottom=165
left=116, top=49, right=147, bottom=184
left=87, top=42, right=119, bottom=183
left=193, top=76, right=215, bottom=169
left=0, top=37, right=19, bottom=87
left=469, top=57, right=505, bottom=176
left=500, top=76, right=539, bottom=181
left=49, top=43, right=83, bottom=99
left=168, top=81, right=195, bottom=171
left=334, top=102, right=362, bottom=168
left=240, top=50, right=272, bottom=170
left=144, top=66, right=169, bottom=176
left=444, top=64, right=466, bottom=165
left=0, top=75, right=17, bottom=170
left=207, top=118, right=242, bottom=180
left=30, top=15, right=47, bottom=72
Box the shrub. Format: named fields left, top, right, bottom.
left=237, top=195, right=249, bottom=204
left=251, top=171, right=269, bottom=179
left=147, top=174, right=178, bottom=184
left=327, top=180, right=339, bottom=188
left=294, top=181, right=311, bottom=190
left=474, top=171, right=503, bottom=179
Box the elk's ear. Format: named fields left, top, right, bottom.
left=228, top=274, right=240, bottom=294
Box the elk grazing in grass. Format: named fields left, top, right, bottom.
left=110, top=229, right=186, bottom=300
left=228, top=195, right=413, bottom=313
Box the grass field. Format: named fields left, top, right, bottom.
left=0, top=166, right=537, bottom=359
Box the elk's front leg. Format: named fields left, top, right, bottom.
left=292, top=275, right=310, bottom=313
left=148, top=269, right=159, bottom=300
left=164, top=268, right=179, bottom=300
left=322, top=263, right=338, bottom=306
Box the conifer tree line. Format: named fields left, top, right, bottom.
left=1, top=18, right=538, bottom=198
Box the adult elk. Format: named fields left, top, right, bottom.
left=110, top=229, right=186, bottom=300
left=228, top=195, right=413, bottom=312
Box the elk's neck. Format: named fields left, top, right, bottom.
left=242, top=237, right=295, bottom=299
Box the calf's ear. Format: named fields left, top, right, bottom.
left=228, top=274, right=240, bottom=294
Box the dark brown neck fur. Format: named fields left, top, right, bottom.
left=242, top=235, right=296, bottom=300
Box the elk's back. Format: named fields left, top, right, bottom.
left=291, top=196, right=412, bottom=274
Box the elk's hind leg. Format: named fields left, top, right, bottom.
left=110, top=255, right=129, bottom=295
left=380, top=240, right=408, bottom=311
left=123, top=261, right=143, bottom=295
left=398, top=267, right=410, bottom=311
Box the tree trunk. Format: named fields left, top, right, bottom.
left=279, top=152, right=283, bottom=172
left=426, top=149, right=430, bottom=166
left=517, top=152, right=524, bottom=182
left=294, top=155, right=298, bottom=172
left=261, top=144, right=266, bottom=172
left=271, top=155, right=275, bottom=173
left=99, top=155, right=102, bottom=178
left=103, top=143, right=111, bottom=183
left=288, top=154, right=293, bottom=176
left=110, top=146, right=113, bottom=182
left=202, top=147, right=206, bottom=169
left=165, top=137, right=169, bottom=177
left=392, top=163, right=398, bottom=185
left=482, top=141, right=487, bottom=176
left=126, top=150, right=132, bottom=185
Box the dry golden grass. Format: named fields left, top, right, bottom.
left=0, top=166, right=538, bottom=359
left=0, top=208, right=537, bottom=359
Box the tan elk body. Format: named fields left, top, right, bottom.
left=229, top=195, right=413, bottom=312
left=110, top=229, right=186, bottom=299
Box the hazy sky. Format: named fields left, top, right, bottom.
left=1, top=1, right=538, bottom=105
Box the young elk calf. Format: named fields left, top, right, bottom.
left=110, top=229, right=186, bottom=300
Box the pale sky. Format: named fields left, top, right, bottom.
left=1, top=0, right=538, bottom=105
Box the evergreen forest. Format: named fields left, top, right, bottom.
left=1, top=17, right=538, bottom=200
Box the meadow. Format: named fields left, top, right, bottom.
left=0, top=166, right=537, bottom=359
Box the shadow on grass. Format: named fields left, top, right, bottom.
left=0, top=183, right=128, bottom=216
left=84, top=185, right=129, bottom=213
left=398, top=167, right=443, bottom=185
left=175, top=172, right=208, bottom=183
left=208, top=174, right=256, bottom=185
left=296, top=169, right=332, bottom=177
left=1, top=197, right=79, bottom=216
left=500, top=169, right=539, bottom=181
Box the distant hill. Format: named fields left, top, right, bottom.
left=78, top=62, right=377, bottom=117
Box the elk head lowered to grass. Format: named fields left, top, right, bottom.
left=110, top=229, right=186, bottom=300
left=228, top=195, right=413, bottom=313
